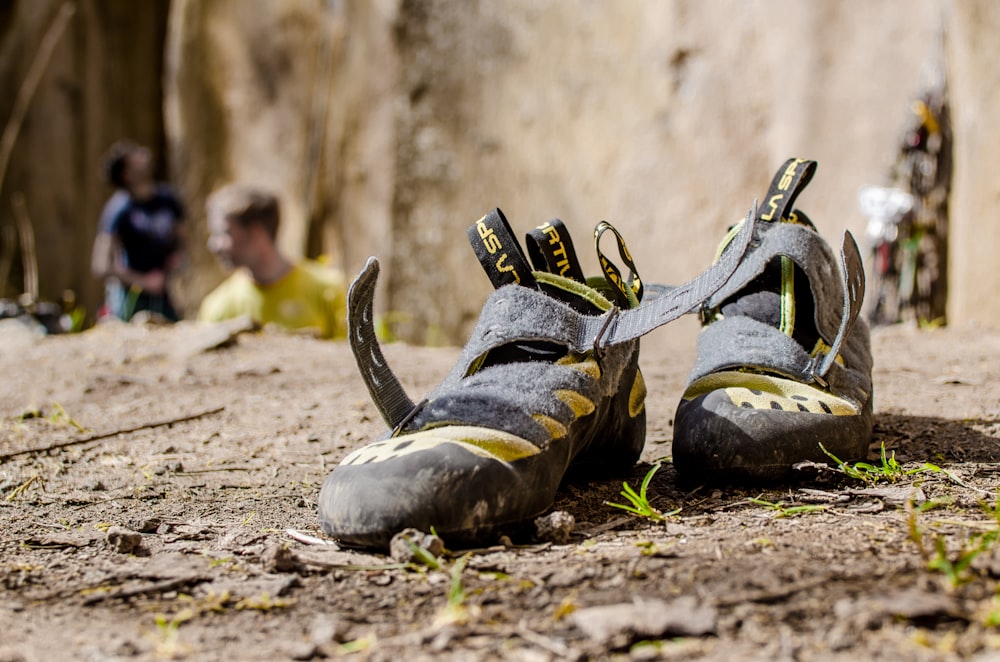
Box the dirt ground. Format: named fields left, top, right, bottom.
left=2, top=314, right=1000, bottom=661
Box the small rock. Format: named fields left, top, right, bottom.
left=874, top=587, right=958, bottom=620
left=286, top=642, right=319, bottom=661
left=310, top=613, right=349, bottom=646
left=572, top=596, right=717, bottom=648
left=106, top=526, right=143, bottom=555
left=389, top=528, right=444, bottom=563
left=132, top=517, right=162, bottom=534
left=261, top=544, right=305, bottom=574
left=153, top=461, right=183, bottom=476
left=534, top=510, right=575, bottom=544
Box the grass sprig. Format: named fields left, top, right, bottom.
left=605, top=463, right=679, bottom=521
left=820, top=441, right=939, bottom=485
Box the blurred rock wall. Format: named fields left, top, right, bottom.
left=385, top=0, right=955, bottom=341
left=0, top=0, right=169, bottom=315
left=948, top=0, right=1000, bottom=327
left=2, top=0, right=997, bottom=339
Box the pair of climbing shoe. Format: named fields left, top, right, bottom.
left=318, top=159, right=874, bottom=549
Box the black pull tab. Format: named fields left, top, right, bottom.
left=595, top=221, right=643, bottom=308
left=758, top=158, right=817, bottom=223
left=525, top=219, right=587, bottom=283
left=467, top=208, right=536, bottom=290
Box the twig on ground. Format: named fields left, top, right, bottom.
left=179, top=466, right=252, bottom=475
left=286, top=529, right=337, bottom=546
left=82, top=576, right=204, bottom=606
left=516, top=623, right=574, bottom=657
left=712, top=574, right=834, bottom=608
left=934, top=470, right=994, bottom=497
left=0, top=406, right=225, bottom=462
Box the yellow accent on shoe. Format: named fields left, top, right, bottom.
left=554, top=389, right=596, bottom=417
left=629, top=369, right=646, bottom=418
left=683, top=370, right=858, bottom=415
left=779, top=255, right=795, bottom=336
left=339, top=425, right=542, bottom=466
left=532, top=413, right=568, bottom=440
left=714, top=221, right=745, bottom=261
left=810, top=338, right=845, bottom=366
left=558, top=353, right=601, bottom=380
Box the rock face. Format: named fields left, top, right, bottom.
left=0, top=0, right=170, bottom=317
left=1, top=0, right=997, bottom=338
left=164, top=0, right=399, bottom=316
left=948, top=0, right=1000, bottom=326
left=385, top=0, right=956, bottom=341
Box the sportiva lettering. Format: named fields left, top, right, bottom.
left=476, top=217, right=521, bottom=283
left=477, top=219, right=503, bottom=255
left=761, top=194, right=783, bottom=221
left=761, top=159, right=808, bottom=221
left=777, top=158, right=807, bottom=191
left=539, top=222, right=571, bottom=277
left=495, top=253, right=521, bottom=283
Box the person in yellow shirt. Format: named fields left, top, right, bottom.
left=199, top=184, right=346, bottom=339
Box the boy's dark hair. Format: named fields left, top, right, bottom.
left=207, top=184, right=281, bottom=241
left=102, top=140, right=141, bottom=188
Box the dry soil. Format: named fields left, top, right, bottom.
left=1, top=316, right=1000, bottom=661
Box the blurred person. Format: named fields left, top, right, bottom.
left=91, top=141, right=185, bottom=322
left=199, top=183, right=346, bottom=339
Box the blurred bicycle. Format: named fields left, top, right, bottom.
left=859, top=186, right=914, bottom=326
left=861, top=72, right=951, bottom=327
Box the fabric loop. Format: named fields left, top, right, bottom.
left=595, top=221, right=644, bottom=307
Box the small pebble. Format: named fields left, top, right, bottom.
left=534, top=510, right=575, bottom=544
left=388, top=528, right=444, bottom=563
left=106, top=526, right=143, bottom=555
left=261, top=544, right=304, bottom=574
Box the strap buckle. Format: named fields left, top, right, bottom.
left=592, top=306, right=620, bottom=361
left=391, top=398, right=429, bottom=437
left=805, top=355, right=830, bottom=389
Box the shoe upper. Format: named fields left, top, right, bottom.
left=690, top=217, right=873, bottom=409
left=674, top=159, right=874, bottom=481
left=320, top=207, right=758, bottom=546
left=320, top=211, right=648, bottom=547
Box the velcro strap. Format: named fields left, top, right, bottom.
left=350, top=207, right=758, bottom=424
left=446, top=204, right=757, bottom=361
left=759, top=158, right=817, bottom=223
left=525, top=219, right=587, bottom=283
left=467, top=208, right=536, bottom=290
left=595, top=221, right=644, bottom=308
left=595, top=204, right=756, bottom=346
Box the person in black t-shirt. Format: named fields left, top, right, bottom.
left=91, top=141, right=185, bottom=322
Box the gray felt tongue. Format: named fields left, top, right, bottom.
left=721, top=290, right=782, bottom=328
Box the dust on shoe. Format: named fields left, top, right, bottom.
left=318, top=207, right=757, bottom=549
left=673, top=158, right=874, bottom=483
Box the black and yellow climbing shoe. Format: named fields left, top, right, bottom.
left=318, top=208, right=756, bottom=549
left=673, top=158, right=874, bottom=482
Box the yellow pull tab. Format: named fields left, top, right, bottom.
left=595, top=221, right=643, bottom=309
